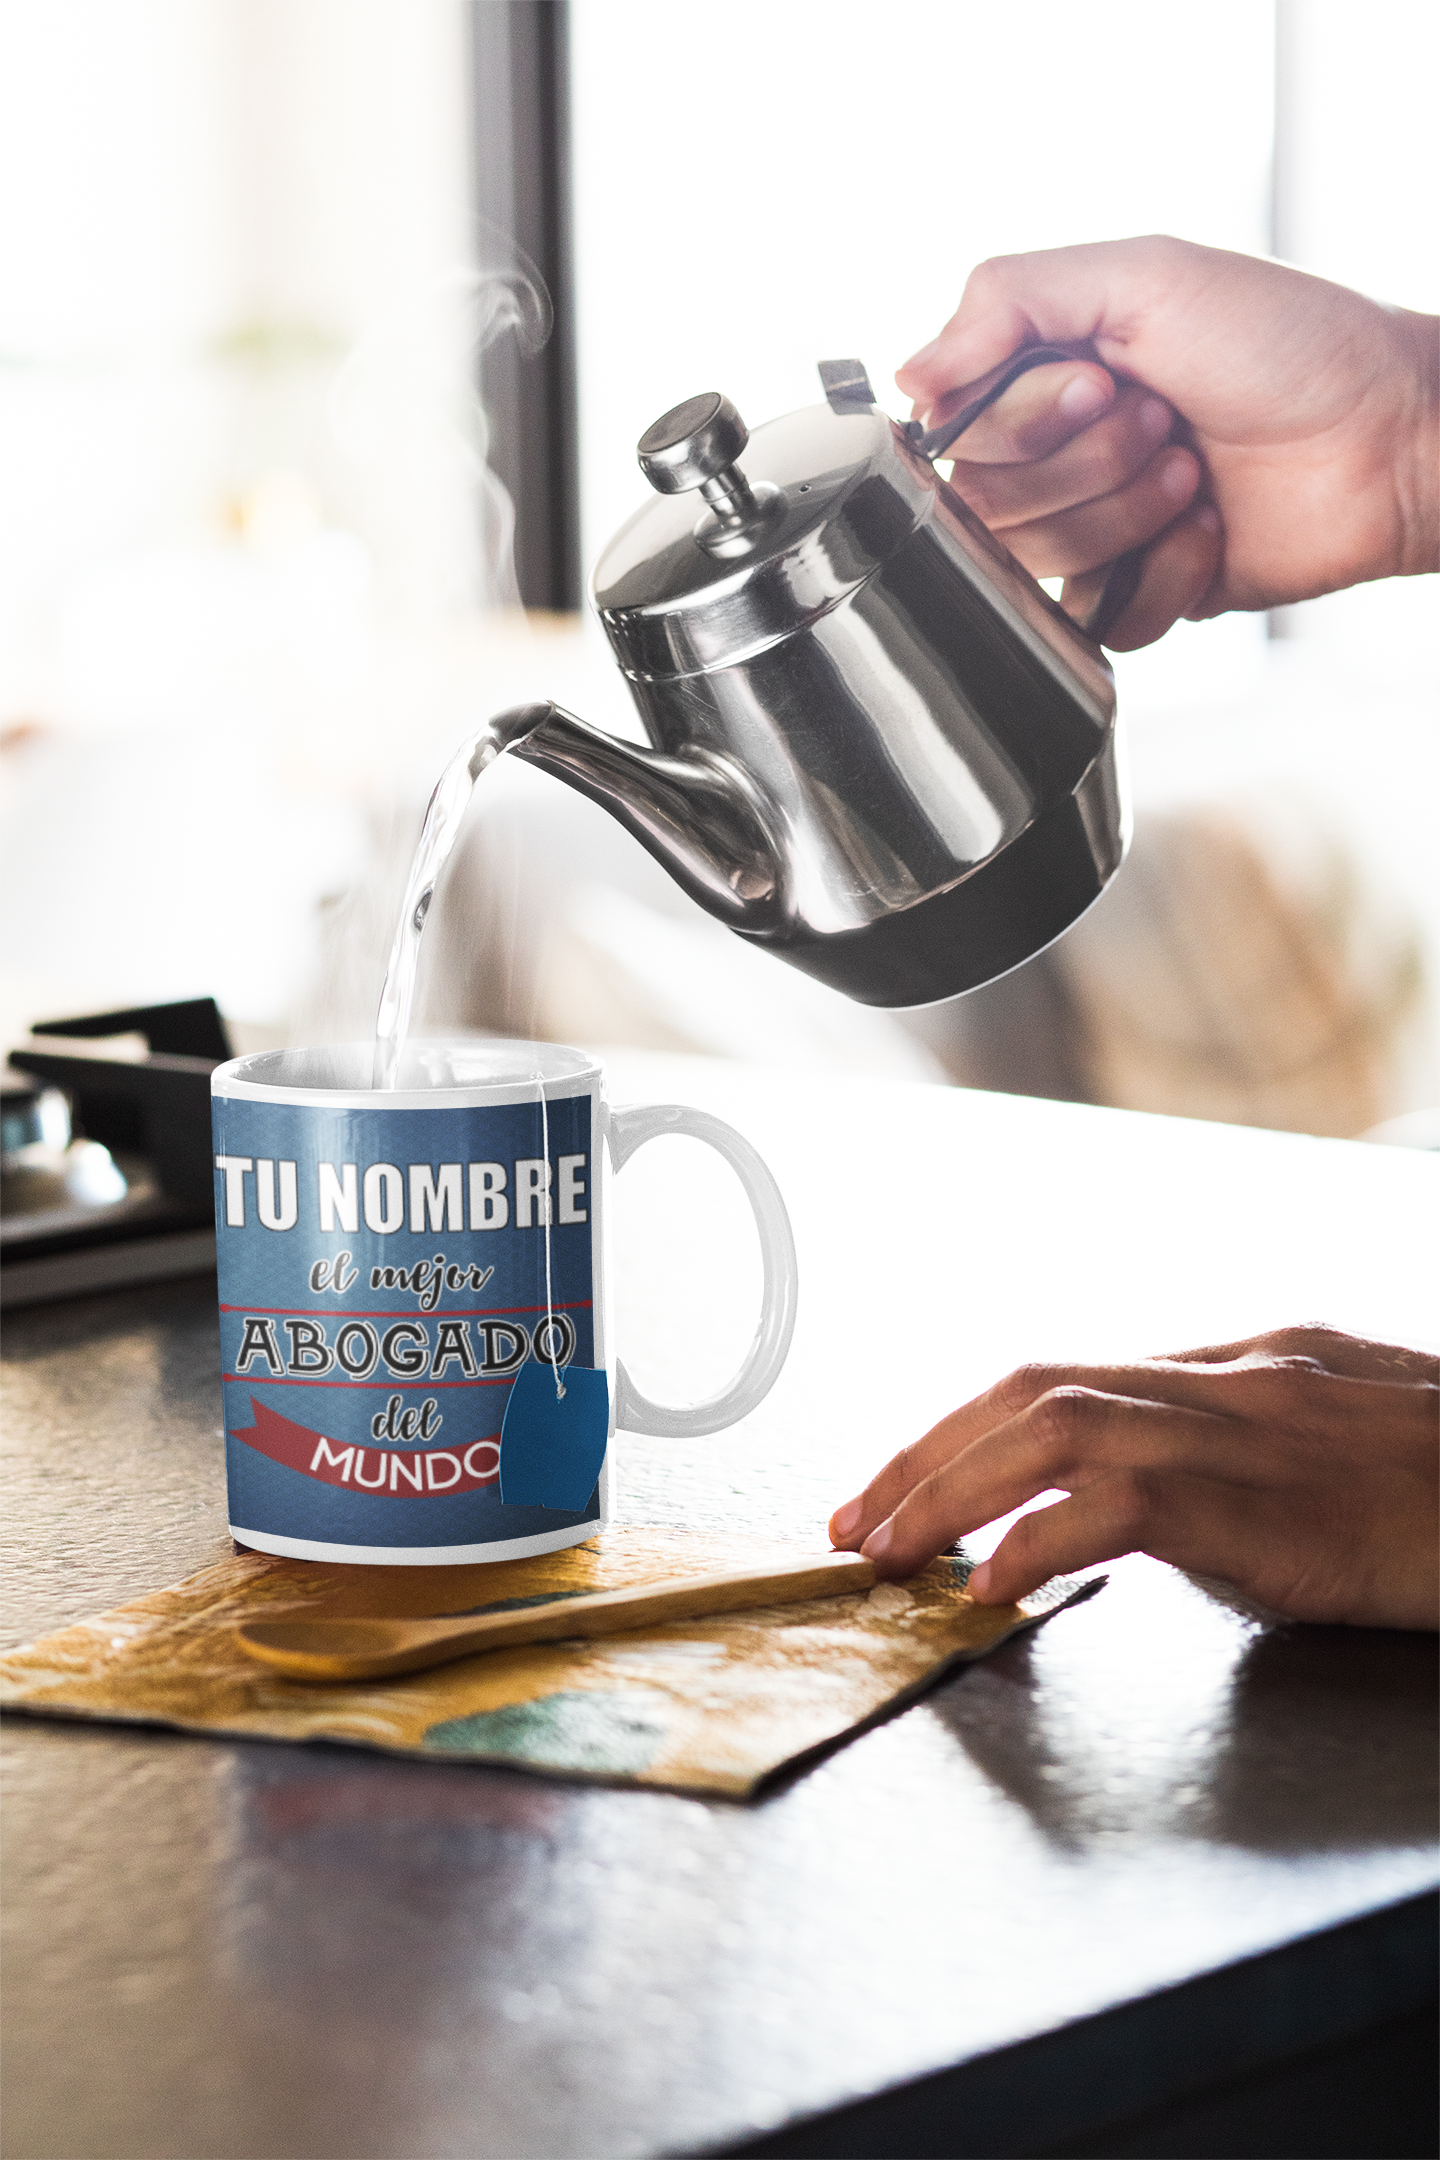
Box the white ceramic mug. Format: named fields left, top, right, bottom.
left=211, top=1040, right=797, bottom=1565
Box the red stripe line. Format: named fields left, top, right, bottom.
left=222, top=1373, right=523, bottom=1391
left=219, top=1301, right=593, bottom=1318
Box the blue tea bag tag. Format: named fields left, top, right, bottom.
left=499, top=1363, right=610, bottom=1512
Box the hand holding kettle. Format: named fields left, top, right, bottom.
left=897, top=235, right=1440, bottom=650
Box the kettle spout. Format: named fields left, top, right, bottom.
left=496, top=702, right=787, bottom=934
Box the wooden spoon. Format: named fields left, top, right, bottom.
left=236, top=1551, right=877, bottom=1683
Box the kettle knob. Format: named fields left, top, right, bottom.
left=638, top=392, right=749, bottom=495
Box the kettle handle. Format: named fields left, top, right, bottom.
left=906, top=346, right=1150, bottom=646
left=606, top=1102, right=798, bottom=1439
left=907, top=341, right=1079, bottom=461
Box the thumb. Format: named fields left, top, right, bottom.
left=896, top=296, right=1044, bottom=406
left=896, top=237, right=1187, bottom=414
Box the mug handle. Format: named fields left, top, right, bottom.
left=606, top=1102, right=799, bottom=1438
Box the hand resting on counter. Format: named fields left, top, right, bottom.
left=829, top=1326, right=1440, bottom=1631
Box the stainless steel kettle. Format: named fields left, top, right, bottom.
left=486, top=352, right=1128, bottom=1008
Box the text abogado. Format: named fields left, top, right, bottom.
left=230, top=1308, right=581, bottom=1383
left=213, top=1153, right=589, bottom=1233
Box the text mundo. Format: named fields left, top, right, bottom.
left=213, top=1153, right=588, bottom=1235
left=231, top=1308, right=580, bottom=1395
left=310, top=1428, right=501, bottom=1489
left=235, top=1398, right=506, bottom=1491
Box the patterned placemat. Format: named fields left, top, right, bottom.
left=0, top=1527, right=1099, bottom=1798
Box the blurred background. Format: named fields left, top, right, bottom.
left=2, top=0, right=1436, bottom=1136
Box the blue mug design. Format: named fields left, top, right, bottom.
left=211, top=1041, right=798, bottom=1566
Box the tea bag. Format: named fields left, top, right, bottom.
left=499, top=1360, right=610, bottom=1511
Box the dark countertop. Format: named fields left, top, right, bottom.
left=4, top=1069, right=1437, bottom=2158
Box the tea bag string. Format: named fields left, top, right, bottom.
left=536, top=1069, right=566, bottom=1402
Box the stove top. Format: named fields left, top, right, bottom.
left=2, top=999, right=226, bottom=1308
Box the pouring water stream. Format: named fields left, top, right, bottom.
left=372, top=707, right=568, bottom=1399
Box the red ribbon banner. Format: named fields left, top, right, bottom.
left=234, top=1397, right=501, bottom=1496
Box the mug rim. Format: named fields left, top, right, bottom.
left=212, top=1037, right=602, bottom=1112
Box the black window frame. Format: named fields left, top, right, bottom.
left=470, top=0, right=582, bottom=613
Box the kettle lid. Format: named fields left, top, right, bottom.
left=593, top=384, right=932, bottom=682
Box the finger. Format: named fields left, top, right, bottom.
left=1062, top=1351, right=1426, bottom=1439
left=831, top=1337, right=1287, bottom=1553
left=829, top=1361, right=1075, bottom=1549
left=860, top=1392, right=1240, bottom=1581
left=1281, top=1333, right=1439, bottom=1382
left=1001, top=445, right=1201, bottom=580
left=1162, top=1326, right=1440, bottom=1383
left=896, top=238, right=1200, bottom=413
left=1068, top=1354, right=1438, bottom=1451
left=1158, top=1329, right=1345, bottom=1369
left=897, top=293, right=1043, bottom=404
left=857, top=1353, right=1410, bottom=1577
left=1062, top=504, right=1222, bottom=649
left=967, top=1463, right=1262, bottom=1605
left=945, top=386, right=1173, bottom=527
left=1122, top=1356, right=1440, bottom=1442
left=836, top=1347, right=1428, bottom=1560
left=827, top=1328, right=1391, bottom=1558
left=925, top=360, right=1117, bottom=464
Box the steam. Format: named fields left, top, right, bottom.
left=328, top=223, right=552, bottom=612
left=292, top=230, right=555, bottom=1054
